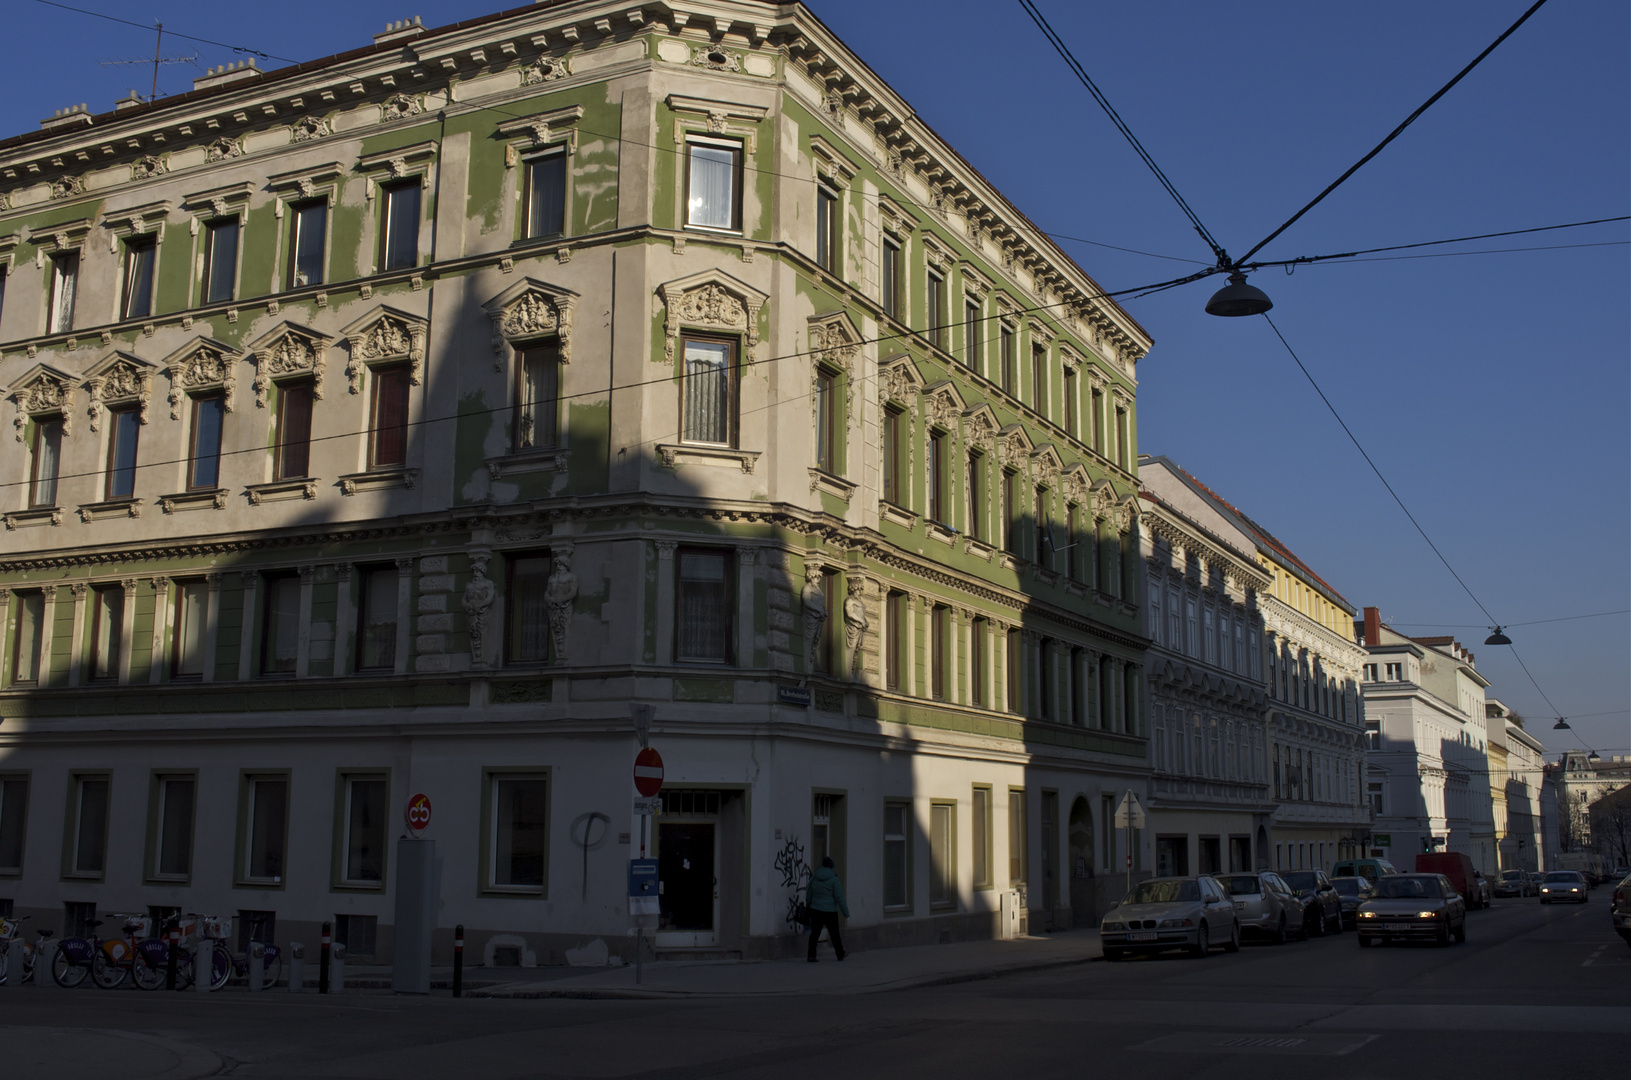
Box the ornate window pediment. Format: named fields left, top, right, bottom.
left=920, top=380, right=966, bottom=432
left=81, top=351, right=156, bottom=430
left=102, top=201, right=170, bottom=251
left=498, top=104, right=586, bottom=164
left=1091, top=478, right=1135, bottom=529
left=28, top=218, right=93, bottom=267
left=659, top=269, right=767, bottom=363
left=8, top=364, right=77, bottom=441
left=246, top=322, right=333, bottom=408
left=878, top=353, right=925, bottom=407
left=666, top=95, right=768, bottom=152
left=962, top=403, right=1000, bottom=450
left=267, top=163, right=345, bottom=206
left=809, top=310, right=861, bottom=425
left=181, top=182, right=253, bottom=221
left=482, top=277, right=579, bottom=370
left=339, top=305, right=428, bottom=392
left=358, top=141, right=438, bottom=198
left=1030, top=443, right=1065, bottom=486
left=1062, top=462, right=1092, bottom=505
left=997, top=423, right=1034, bottom=469
left=161, top=337, right=239, bottom=418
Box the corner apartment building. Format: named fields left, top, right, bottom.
left=0, top=1, right=1156, bottom=963
left=1485, top=697, right=1546, bottom=872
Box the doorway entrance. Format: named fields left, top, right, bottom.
left=656, top=789, right=744, bottom=950
left=1068, top=797, right=1095, bottom=927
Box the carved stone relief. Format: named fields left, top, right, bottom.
left=486, top=286, right=576, bottom=370
left=204, top=138, right=241, bottom=163
left=545, top=547, right=579, bottom=662
left=165, top=345, right=235, bottom=419
left=290, top=116, right=331, bottom=142
left=660, top=274, right=766, bottom=364
left=49, top=176, right=84, bottom=200
left=251, top=330, right=327, bottom=408
left=344, top=310, right=427, bottom=391
left=83, top=358, right=153, bottom=430
left=523, top=56, right=571, bottom=83
left=383, top=94, right=424, bottom=120
left=842, top=576, right=869, bottom=679
left=462, top=552, right=497, bottom=666
left=9, top=369, right=75, bottom=441
left=800, top=561, right=827, bottom=682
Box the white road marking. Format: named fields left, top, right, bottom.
left=1582, top=945, right=1607, bottom=968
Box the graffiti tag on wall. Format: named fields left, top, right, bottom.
left=773, top=833, right=811, bottom=931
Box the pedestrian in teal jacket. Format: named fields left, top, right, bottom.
left=806, top=856, right=849, bottom=961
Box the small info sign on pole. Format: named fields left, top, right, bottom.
left=1114, top=791, right=1145, bottom=898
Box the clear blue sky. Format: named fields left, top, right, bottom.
left=5, top=1, right=1626, bottom=757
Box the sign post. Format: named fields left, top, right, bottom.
left=630, top=745, right=665, bottom=984
left=1114, top=791, right=1146, bottom=899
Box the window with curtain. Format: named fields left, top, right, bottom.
left=882, top=405, right=904, bottom=506
left=49, top=251, right=78, bottom=333
left=71, top=774, right=110, bottom=876
left=30, top=416, right=63, bottom=507
left=357, top=566, right=400, bottom=670
left=927, top=430, right=947, bottom=525
left=815, top=182, right=837, bottom=271
left=122, top=236, right=156, bottom=319
left=187, top=394, right=224, bottom=489
left=676, top=549, right=731, bottom=664
left=342, top=775, right=388, bottom=885
left=381, top=184, right=421, bottom=271
left=370, top=365, right=410, bottom=468
left=89, top=585, right=124, bottom=682
left=527, top=150, right=568, bottom=239
left=105, top=406, right=140, bottom=499
left=261, top=574, right=300, bottom=675
left=203, top=218, right=239, bottom=304
left=506, top=553, right=551, bottom=664
left=681, top=336, right=734, bottom=446
left=289, top=201, right=327, bottom=288
left=172, top=580, right=208, bottom=679
left=929, top=803, right=954, bottom=908
left=243, top=774, right=288, bottom=882
left=815, top=366, right=838, bottom=473
left=972, top=787, right=991, bottom=887
left=686, top=140, right=740, bottom=230
left=514, top=343, right=560, bottom=451
left=11, top=591, right=45, bottom=685
left=275, top=379, right=314, bottom=480
left=1008, top=788, right=1027, bottom=884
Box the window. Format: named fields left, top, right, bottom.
left=335, top=914, right=377, bottom=959
left=0, top=776, right=29, bottom=873
left=152, top=774, right=195, bottom=880
left=1368, top=782, right=1385, bottom=816
left=1002, top=470, right=1020, bottom=555
left=815, top=182, right=837, bottom=271
left=1069, top=647, right=1084, bottom=724
left=963, top=297, right=981, bottom=369
left=1090, top=387, right=1105, bottom=452
left=881, top=234, right=902, bottom=319
left=357, top=566, right=400, bottom=671
left=241, top=774, right=289, bottom=883
left=1034, top=486, right=1049, bottom=564
left=885, top=590, right=905, bottom=691
left=1366, top=723, right=1380, bottom=750
left=274, top=379, right=314, bottom=480
left=1234, top=623, right=1245, bottom=674
left=681, top=336, right=735, bottom=446
left=288, top=201, right=327, bottom=288
left=966, top=451, right=985, bottom=542
left=260, top=574, right=300, bottom=675
left=882, top=406, right=905, bottom=506
left=1063, top=367, right=1078, bottom=438
left=1031, top=345, right=1048, bottom=417
left=10, top=592, right=45, bottom=686
left=1385, top=662, right=1403, bottom=682
left=928, top=430, right=948, bottom=525
left=1008, top=788, right=1027, bottom=884
left=972, top=786, right=992, bottom=888
left=1114, top=407, right=1128, bottom=468
left=1185, top=599, right=1199, bottom=658
left=1038, top=638, right=1055, bottom=720
left=340, top=774, right=388, bottom=886
left=69, top=774, right=111, bottom=877
left=172, top=580, right=208, bottom=679
left=49, top=252, right=78, bottom=333
left=505, top=553, right=551, bottom=664
left=509, top=342, right=562, bottom=452
left=1249, top=629, right=1261, bottom=679
left=815, top=367, right=838, bottom=473
left=380, top=183, right=421, bottom=271
left=89, top=585, right=124, bottom=682
left=929, top=802, right=954, bottom=908
left=930, top=604, right=949, bottom=701
left=676, top=549, right=732, bottom=664
left=1000, top=324, right=1016, bottom=394
left=883, top=801, right=910, bottom=911
left=1147, top=581, right=1162, bottom=643
left=203, top=218, right=239, bottom=304
left=926, top=269, right=945, bottom=350
left=187, top=394, right=224, bottom=490
left=370, top=365, right=410, bottom=468
left=29, top=416, right=63, bottom=507
left=526, top=150, right=568, bottom=239
left=489, top=772, right=549, bottom=891
left=686, top=140, right=741, bottom=231
left=105, top=406, right=140, bottom=499
left=1273, top=744, right=1282, bottom=799
left=970, top=618, right=986, bottom=707
left=1006, top=628, right=1022, bottom=712
left=1203, top=608, right=1216, bottom=665
left=122, top=236, right=156, bottom=319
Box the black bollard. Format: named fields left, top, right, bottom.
left=318, top=921, right=331, bottom=995
left=165, top=919, right=179, bottom=991
left=452, top=924, right=464, bottom=999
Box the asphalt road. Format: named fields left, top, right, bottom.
left=3, top=896, right=1626, bottom=1079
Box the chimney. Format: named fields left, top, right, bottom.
left=1363, top=607, right=1381, bottom=647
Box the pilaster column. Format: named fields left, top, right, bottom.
left=295, top=566, right=316, bottom=678
left=148, top=577, right=170, bottom=685
left=237, top=572, right=258, bottom=681
left=116, top=579, right=138, bottom=685
left=654, top=541, right=677, bottom=664
left=0, top=589, right=10, bottom=686
left=735, top=546, right=757, bottom=670
left=333, top=564, right=354, bottom=677
left=37, top=587, right=58, bottom=688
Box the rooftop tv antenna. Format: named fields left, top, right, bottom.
left=97, top=23, right=198, bottom=103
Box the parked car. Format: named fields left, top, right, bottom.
left=1612, top=872, right=1631, bottom=948
left=1356, top=873, right=1467, bottom=947
left=1332, top=858, right=1398, bottom=883
left=1280, top=870, right=1344, bottom=935
left=1330, top=875, right=1377, bottom=928
left=1539, top=870, right=1590, bottom=904
left=1493, top=869, right=1538, bottom=898
left=1416, top=852, right=1488, bottom=909
left=1218, top=872, right=1301, bottom=944
left=1100, top=876, right=1242, bottom=961
left=1470, top=869, right=1492, bottom=907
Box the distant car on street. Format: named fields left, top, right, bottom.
left=1494, top=869, right=1539, bottom=898
left=1416, top=852, right=1488, bottom=909
left=1280, top=869, right=1344, bottom=936
left=1217, top=872, right=1301, bottom=944
left=1100, top=876, right=1241, bottom=961
left=1332, top=858, right=1398, bottom=883
left=1356, top=873, right=1467, bottom=947
left=1612, top=872, right=1631, bottom=948
left=1539, top=870, right=1590, bottom=904
left=1330, top=875, right=1378, bottom=927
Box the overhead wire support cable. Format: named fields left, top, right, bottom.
left=1016, top=0, right=1230, bottom=269
left=1235, top=0, right=1552, bottom=267
left=1238, top=215, right=1630, bottom=272
left=33, top=0, right=301, bottom=64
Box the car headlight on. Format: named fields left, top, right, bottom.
left=1541, top=888, right=1551, bottom=893
left=1359, top=911, right=1377, bottom=918
left=1417, top=911, right=1440, bottom=919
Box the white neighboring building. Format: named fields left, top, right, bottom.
left=1486, top=697, right=1547, bottom=872
left=1137, top=459, right=1274, bottom=877
left=1357, top=609, right=1496, bottom=872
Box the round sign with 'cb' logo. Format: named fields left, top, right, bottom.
left=406, top=793, right=432, bottom=833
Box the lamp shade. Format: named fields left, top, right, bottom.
left=1484, top=627, right=1512, bottom=645
left=1205, top=272, right=1273, bottom=317
left=1553, top=717, right=1571, bottom=730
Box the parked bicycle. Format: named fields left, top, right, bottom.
left=138, top=915, right=276, bottom=991
left=52, top=915, right=158, bottom=989
left=0, top=916, right=51, bottom=986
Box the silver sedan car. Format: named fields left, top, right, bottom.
left=1539, top=870, right=1590, bottom=904
left=1217, top=872, right=1300, bottom=944
left=1100, top=875, right=1242, bottom=961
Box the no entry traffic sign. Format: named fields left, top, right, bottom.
left=633, top=748, right=664, bottom=797
left=405, top=793, right=432, bottom=833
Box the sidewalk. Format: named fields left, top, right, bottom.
left=471, top=929, right=1102, bottom=999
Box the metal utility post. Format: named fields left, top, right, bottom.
left=452, top=925, right=464, bottom=998
left=629, top=704, right=661, bottom=984
left=1115, top=791, right=1145, bottom=899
